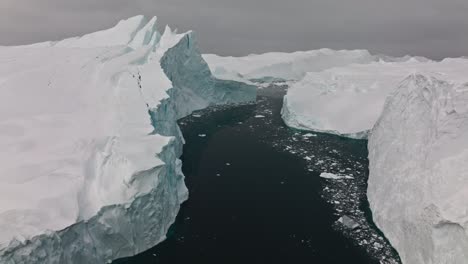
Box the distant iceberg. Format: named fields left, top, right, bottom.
left=203, top=49, right=377, bottom=82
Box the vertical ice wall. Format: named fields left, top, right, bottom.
left=368, top=74, right=468, bottom=264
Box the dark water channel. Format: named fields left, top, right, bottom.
left=116, top=84, right=399, bottom=264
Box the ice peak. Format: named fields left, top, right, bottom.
left=52, top=15, right=160, bottom=49
left=128, top=16, right=160, bottom=49
left=114, top=15, right=148, bottom=30
left=400, top=72, right=446, bottom=90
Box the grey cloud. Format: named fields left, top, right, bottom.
left=0, top=0, right=467, bottom=59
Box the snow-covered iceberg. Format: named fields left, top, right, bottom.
left=368, top=73, right=468, bottom=264
left=281, top=58, right=468, bottom=138
left=203, top=49, right=377, bottom=82
left=0, top=15, right=256, bottom=263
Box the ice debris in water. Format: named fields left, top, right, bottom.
left=338, top=215, right=360, bottom=230
left=320, top=172, right=354, bottom=180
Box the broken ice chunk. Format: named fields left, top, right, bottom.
left=338, top=215, right=360, bottom=230
left=320, top=172, right=354, bottom=180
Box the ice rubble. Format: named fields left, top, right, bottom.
left=0, top=15, right=255, bottom=263
left=281, top=58, right=468, bottom=138
left=368, top=73, right=468, bottom=264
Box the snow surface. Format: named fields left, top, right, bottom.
left=368, top=73, right=468, bottom=264
left=0, top=16, right=256, bottom=263
left=203, top=49, right=377, bottom=82
left=281, top=58, right=468, bottom=138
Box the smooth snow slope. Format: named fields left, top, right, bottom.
left=0, top=15, right=256, bottom=264
left=203, top=49, right=377, bottom=81
left=368, top=73, right=468, bottom=264
left=281, top=58, right=468, bottom=138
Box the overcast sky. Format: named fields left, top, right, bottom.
left=1, top=0, right=467, bottom=59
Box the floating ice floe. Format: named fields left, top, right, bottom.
left=320, top=173, right=354, bottom=180
left=338, top=215, right=360, bottom=230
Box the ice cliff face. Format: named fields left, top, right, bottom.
left=0, top=16, right=255, bottom=264
left=368, top=73, right=468, bottom=264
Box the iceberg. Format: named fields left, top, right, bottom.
left=0, top=15, right=255, bottom=263
left=368, top=73, right=468, bottom=263
left=281, top=58, right=468, bottom=138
